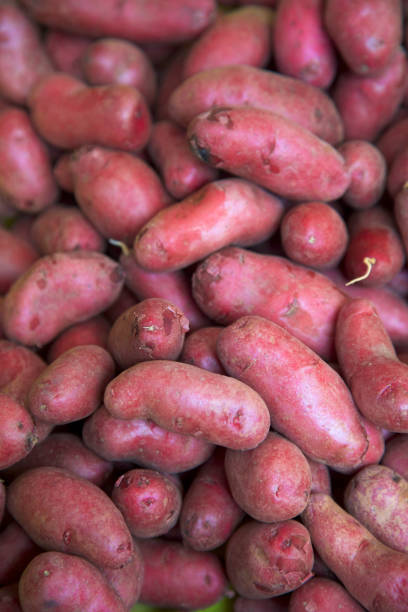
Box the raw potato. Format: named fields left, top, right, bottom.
left=181, top=326, right=225, bottom=374
left=288, top=576, right=364, bottom=611
left=338, top=140, right=386, bottom=209
left=46, top=315, right=110, bottom=362
left=44, top=28, right=91, bottom=78
left=0, top=520, right=41, bottom=585
left=104, top=360, right=271, bottom=450
left=0, top=226, right=38, bottom=294
left=381, top=434, right=408, bottom=479
left=7, top=466, right=134, bottom=570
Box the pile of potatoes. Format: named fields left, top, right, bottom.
left=1, top=1, right=408, bottom=611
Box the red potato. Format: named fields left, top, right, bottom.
left=302, top=492, right=408, bottom=611
left=30, top=204, right=106, bottom=255
left=216, top=315, right=368, bottom=471
left=104, top=360, right=271, bottom=451
left=280, top=201, right=348, bottom=269
left=180, top=447, right=245, bottom=551
left=53, top=153, right=74, bottom=193
left=0, top=393, right=38, bottom=470
left=226, top=519, right=314, bottom=599
left=107, top=298, right=189, bottom=370
left=154, top=47, right=188, bottom=120
left=82, top=405, right=214, bottom=474
left=382, top=434, right=408, bottom=479
left=225, top=432, right=312, bottom=522
left=181, top=326, right=225, bottom=374
left=234, top=597, right=290, bottom=612
left=188, top=106, right=349, bottom=202
left=82, top=38, right=157, bottom=106
left=100, top=546, right=144, bottom=609
left=182, top=5, right=274, bottom=79
left=0, top=226, right=38, bottom=294
left=148, top=120, right=219, bottom=200
left=69, top=145, right=171, bottom=245
left=338, top=140, right=387, bottom=209
left=288, top=577, right=365, bottom=612
left=19, top=0, right=217, bottom=43
left=18, top=551, right=127, bottom=612
left=388, top=145, right=408, bottom=197
left=0, top=339, right=46, bottom=405
left=46, top=315, right=110, bottom=362
left=344, top=464, right=408, bottom=554
left=192, top=246, right=347, bottom=361
left=44, top=29, right=91, bottom=79
left=104, top=286, right=138, bottom=324
left=273, top=0, right=337, bottom=89
left=0, top=584, right=21, bottom=612
left=0, top=480, right=5, bottom=525
left=7, top=466, right=134, bottom=569
left=394, top=186, right=408, bottom=260
left=343, top=207, right=405, bottom=287
left=0, top=106, right=59, bottom=214
left=1, top=432, right=113, bottom=487
left=376, top=116, right=408, bottom=164
left=133, top=178, right=284, bottom=272
left=0, top=521, right=42, bottom=585
left=0, top=0, right=53, bottom=105
left=138, top=538, right=227, bottom=610
left=2, top=250, right=124, bottom=348
left=28, top=73, right=151, bottom=152
left=307, top=458, right=331, bottom=495
left=168, top=64, right=344, bottom=144
left=332, top=46, right=408, bottom=141
left=335, top=298, right=408, bottom=432
left=112, top=468, right=182, bottom=538
left=325, top=0, right=402, bottom=76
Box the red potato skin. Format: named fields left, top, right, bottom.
left=82, top=405, right=214, bottom=474
left=70, top=145, right=171, bottom=245
left=104, top=360, right=271, bottom=451
left=324, top=0, right=402, bottom=76
left=112, top=468, right=182, bottom=538
left=148, top=120, right=219, bottom=200
left=104, top=286, right=137, bottom=324
left=137, top=538, right=227, bottom=610
left=382, top=434, right=408, bottom=480
left=169, top=64, right=344, bottom=144
left=107, top=298, right=189, bottom=370
left=1, top=432, right=113, bottom=487
left=2, top=250, right=124, bottom=348
left=154, top=47, right=188, bottom=121
left=0, top=481, right=5, bottom=526
left=180, top=447, right=245, bottom=551
left=46, top=315, right=110, bottom=362
left=394, top=187, right=408, bottom=258
left=181, top=326, right=225, bottom=374
left=19, top=0, right=217, bottom=44
left=216, top=315, right=368, bottom=471
left=101, top=545, right=144, bottom=609
left=273, top=0, right=337, bottom=89
left=332, top=46, right=408, bottom=141
left=30, top=204, right=106, bottom=255
left=302, top=493, right=408, bottom=611
left=7, top=466, right=134, bottom=570
left=82, top=38, right=157, bottom=105
left=307, top=458, right=331, bottom=495
left=188, top=106, right=349, bottom=202
left=53, top=152, right=74, bottom=192
left=18, top=551, right=127, bottom=612
left=28, top=73, right=152, bottom=152
left=182, top=6, right=273, bottom=79
left=0, top=106, right=59, bottom=214
left=288, top=576, right=365, bottom=612
left=0, top=584, right=21, bottom=612
left=234, top=597, right=290, bottom=612
left=338, top=140, right=387, bottom=209
left=0, top=393, right=37, bottom=470
left=44, top=29, right=91, bottom=79
left=121, top=251, right=209, bottom=331
left=335, top=298, right=408, bottom=432
left=388, top=145, right=408, bottom=197
left=226, top=520, right=314, bottom=599
left=192, top=246, right=347, bottom=361
left=280, top=201, right=348, bottom=269
left=0, top=521, right=42, bottom=585
left=225, top=432, right=312, bottom=522
left=376, top=116, right=408, bottom=165
left=28, top=344, right=115, bottom=425
left=344, top=464, right=408, bottom=554
left=0, top=1, right=53, bottom=105
left=0, top=226, right=38, bottom=294
left=133, top=178, right=284, bottom=272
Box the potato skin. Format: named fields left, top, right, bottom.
left=7, top=466, right=134, bottom=569
left=46, top=315, right=110, bottom=362
left=338, top=140, right=386, bottom=209
left=82, top=405, right=214, bottom=474
left=188, top=106, right=349, bottom=202
left=0, top=227, right=38, bottom=294
left=2, top=250, right=124, bottom=347
left=18, top=551, right=127, bottom=612
left=288, top=576, right=364, bottom=611
left=0, top=393, right=38, bottom=470
left=382, top=434, right=408, bottom=480
left=0, top=520, right=41, bottom=585
left=0, top=481, right=5, bottom=526
left=181, top=326, right=225, bottom=374
left=100, top=546, right=144, bottom=609
left=217, top=315, right=368, bottom=471
left=225, top=520, right=314, bottom=599
left=104, top=360, right=271, bottom=450
left=44, top=28, right=91, bottom=78
left=225, top=432, right=312, bottom=522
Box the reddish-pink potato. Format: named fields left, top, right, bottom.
left=382, top=434, right=408, bottom=479
left=234, top=597, right=290, bottom=612
left=225, top=520, right=314, bottom=599
left=0, top=393, right=37, bottom=470
left=2, top=250, right=124, bottom=347
left=376, top=116, right=408, bottom=164
left=338, top=140, right=386, bottom=209
left=307, top=458, right=331, bottom=495
left=0, top=520, right=42, bottom=585
left=0, top=339, right=46, bottom=405
left=104, top=360, right=270, bottom=450
left=388, top=145, right=408, bottom=197
left=0, top=226, right=38, bottom=294
left=101, top=546, right=144, bottom=609
left=46, top=315, right=110, bottom=362
left=181, top=326, right=225, bottom=374
left=7, top=466, right=134, bottom=569
left=53, top=152, right=74, bottom=192
left=44, top=28, right=91, bottom=78
left=133, top=178, right=284, bottom=272
left=288, top=576, right=364, bottom=611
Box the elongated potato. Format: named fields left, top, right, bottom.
left=0, top=226, right=38, bottom=294
left=104, top=360, right=270, bottom=450
left=7, top=466, right=134, bottom=569
left=289, top=577, right=365, bottom=612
